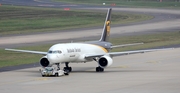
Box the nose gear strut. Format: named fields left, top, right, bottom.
left=63, top=62, right=72, bottom=75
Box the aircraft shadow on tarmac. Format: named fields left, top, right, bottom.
left=1, top=66, right=154, bottom=77
left=72, top=70, right=153, bottom=73
left=71, top=67, right=153, bottom=74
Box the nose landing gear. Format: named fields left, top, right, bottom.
left=55, top=63, right=70, bottom=76
left=63, top=62, right=72, bottom=75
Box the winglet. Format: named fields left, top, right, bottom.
left=99, top=8, right=112, bottom=42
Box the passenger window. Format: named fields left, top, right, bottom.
left=57, top=50, right=62, bottom=54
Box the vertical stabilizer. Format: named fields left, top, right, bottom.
left=99, top=8, right=112, bottom=42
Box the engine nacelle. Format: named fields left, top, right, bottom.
left=98, top=56, right=113, bottom=68
left=40, top=56, right=52, bottom=67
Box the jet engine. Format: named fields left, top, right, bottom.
left=98, top=56, right=113, bottom=68
left=40, top=56, right=52, bottom=67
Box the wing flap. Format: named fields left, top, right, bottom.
left=5, top=48, right=47, bottom=55
left=109, top=48, right=174, bottom=57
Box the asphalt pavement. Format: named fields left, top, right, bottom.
left=0, top=1, right=180, bottom=93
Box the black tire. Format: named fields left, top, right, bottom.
left=96, top=67, right=100, bottom=72
left=96, top=67, right=104, bottom=72
left=64, top=72, right=69, bottom=75
left=100, top=68, right=104, bottom=72
left=69, top=67, right=72, bottom=72
left=64, top=67, right=72, bottom=72
left=63, top=67, right=67, bottom=71
left=55, top=73, right=59, bottom=77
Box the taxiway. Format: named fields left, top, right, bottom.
left=0, top=48, right=180, bottom=93
left=0, top=0, right=180, bottom=93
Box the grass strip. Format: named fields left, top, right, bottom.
left=0, top=31, right=180, bottom=68
left=0, top=5, right=152, bottom=35
left=54, top=0, right=180, bottom=8
left=111, top=31, right=180, bottom=51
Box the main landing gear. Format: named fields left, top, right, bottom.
left=96, top=66, right=104, bottom=72
left=94, top=58, right=104, bottom=72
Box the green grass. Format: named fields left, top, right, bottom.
left=0, top=45, right=49, bottom=68
left=0, top=50, right=42, bottom=67
left=111, top=31, right=180, bottom=51
left=0, top=5, right=153, bottom=35
left=1, top=31, right=180, bottom=68
left=0, top=5, right=179, bottom=68
left=53, top=0, right=180, bottom=8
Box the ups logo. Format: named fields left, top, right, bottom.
left=106, top=21, right=110, bottom=36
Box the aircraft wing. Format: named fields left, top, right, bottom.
left=85, top=48, right=173, bottom=58
left=111, top=43, right=144, bottom=48
left=5, top=48, right=47, bottom=55
left=108, top=48, right=173, bottom=57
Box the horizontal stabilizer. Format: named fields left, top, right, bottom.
left=111, top=43, right=144, bottom=48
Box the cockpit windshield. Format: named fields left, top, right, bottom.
left=48, top=50, right=62, bottom=54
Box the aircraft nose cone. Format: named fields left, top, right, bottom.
left=47, top=54, right=58, bottom=63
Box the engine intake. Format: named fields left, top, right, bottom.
left=98, top=56, right=113, bottom=68
left=40, top=56, right=51, bottom=67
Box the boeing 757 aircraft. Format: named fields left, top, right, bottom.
left=5, top=8, right=171, bottom=74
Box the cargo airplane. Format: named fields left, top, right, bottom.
left=5, top=8, right=171, bottom=74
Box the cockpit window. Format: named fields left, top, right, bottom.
left=48, top=51, right=53, bottom=53
left=48, top=50, right=62, bottom=54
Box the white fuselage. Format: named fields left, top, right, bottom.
left=47, top=43, right=108, bottom=64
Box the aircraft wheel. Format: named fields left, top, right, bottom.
left=96, top=67, right=99, bottom=72
left=64, top=67, right=72, bottom=72
left=55, top=73, right=59, bottom=77
left=100, top=68, right=104, bottom=72
left=64, top=71, right=69, bottom=75
left=63, top=67, right=70, bottom=75
left=69, top=67, right=72, bottom=72
left=96, top=67, right=104, bottom=72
